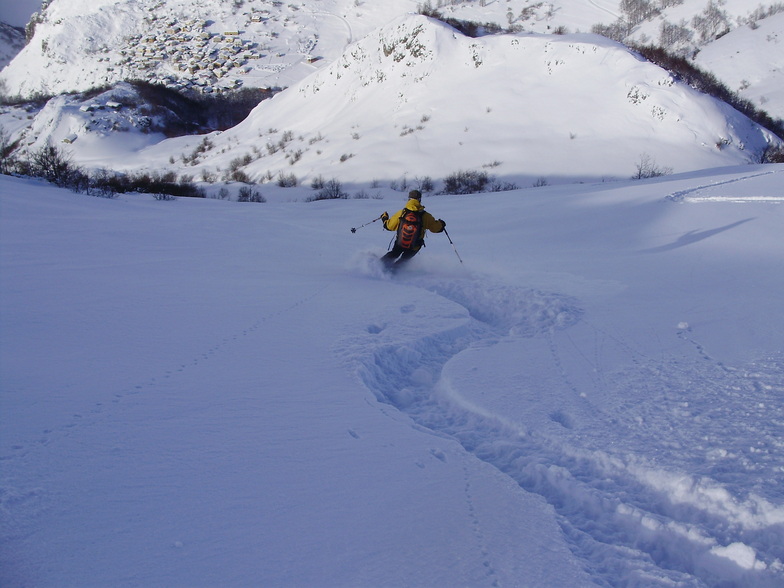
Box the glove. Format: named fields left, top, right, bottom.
left=381, top=212, right=389, bottom=222
left=439, top=219, right=446, bottom=229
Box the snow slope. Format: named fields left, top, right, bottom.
left=0, top=0, right=425, bottom=98
left=2, top=164, right=783, bottom=587
left=3, top=4, right=782, bottom=188
left=5, top=15, right=777, bottom=191
left=593, top=0, right=784, bottom=120
left=694, top=11, right=784, bottom=121
left=0, top=0, right=625, bottom=98
left=3, top=0, right=781, bottom=119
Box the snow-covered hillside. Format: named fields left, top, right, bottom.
left=2, top=164, right=783, bottom=587
left=3, top=1, right=783, bottom=190
left=694, top=11, right=784, bottom=122
left=3, top=0, right=783, bottom=120
left=156, top=16, right=778, bottom=186
left=0, top=0, right=424, bottom=98
left=8, top=15, right=777, bottom=190
left=0, top=0, right=613, bottom=98
left=591, top=0, right=784, bottom=121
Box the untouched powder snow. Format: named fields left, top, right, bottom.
left=2, top=164, right=784, bottom=587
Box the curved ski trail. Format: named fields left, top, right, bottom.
left=341, top=272, right=784, bottom=587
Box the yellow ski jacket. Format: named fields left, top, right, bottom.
left=384, top=199, right=445, bottom=246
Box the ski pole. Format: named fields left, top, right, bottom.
left=443, top=228, right=463, bottom=264
left=350, top=215, right=383, bottom=233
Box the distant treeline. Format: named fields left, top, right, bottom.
left=0, top=135, right=206, bottom=199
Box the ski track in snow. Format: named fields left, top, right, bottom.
left=308, top=9, right=354, bottom=46
left=587, top=0, right=621, bottom=22
left=666, top=170, right=784, bottom=203
left=340, top=269, right=784, bottom=587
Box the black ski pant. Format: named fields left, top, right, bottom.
left=381, top=244, right=419, bottom=268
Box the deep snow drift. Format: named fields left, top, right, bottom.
left=1, top=164, right=783, bottom=587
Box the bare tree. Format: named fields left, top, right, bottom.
left=632, top=153, right=672, bottom=179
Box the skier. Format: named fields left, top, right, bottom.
left=380, top=190, right=446, bottom=270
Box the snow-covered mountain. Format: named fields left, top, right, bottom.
left=0, top=0, right=423, bottom=98
left=2, top=0, right=782, bottom=121
left=4, top=14, right=780, bottom=190
left=591, top=0, right=784, bottom=121
left=169, top=15, right=778, bottom=186
left=3, top=3, right=784, bottom=586
left=693, top=11, right=784, bottom=122
left=1, top=0, right=782, bottom=191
